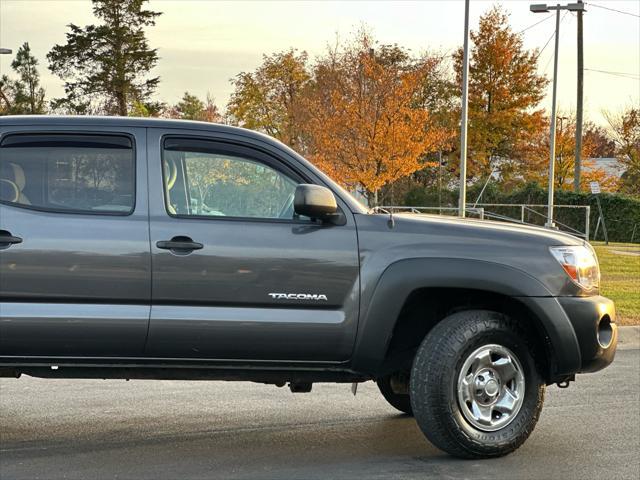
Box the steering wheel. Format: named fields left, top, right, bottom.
left=0, top=179, right=19, bottom=203
left=278, top=192, right=295, bottom=219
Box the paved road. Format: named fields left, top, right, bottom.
left=1, top=329, right=638, bottom=480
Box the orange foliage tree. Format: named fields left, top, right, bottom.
left=303, top=34, right=450, bottom=205
left=526, top=114, right=619, bottom=192
left=553, top=116, right=619, bottom=191
left=453, top=5, right=549, bottom=185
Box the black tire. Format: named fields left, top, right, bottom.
left=410, top=310, right=545, bottom=459
left=377, top=374, right=413, bottom=415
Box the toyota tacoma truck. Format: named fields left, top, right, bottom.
left=0, top=116, right=617, bottom=459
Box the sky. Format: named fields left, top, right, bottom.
left=1, top=0, right=638, bottom=126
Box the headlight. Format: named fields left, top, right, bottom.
left=549, top=245, right=600, bottom=291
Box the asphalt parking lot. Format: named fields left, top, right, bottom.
left=1, top=327, right=638, bottom=480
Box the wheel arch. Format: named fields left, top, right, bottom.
left=351, top=258, right=581, bottom=383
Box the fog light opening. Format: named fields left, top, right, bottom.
left=597, top=315, right=613, bottom=348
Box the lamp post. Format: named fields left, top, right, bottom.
left=458, top=0, right=471, bottom=218
left=530, top=2, right=585, bottom=228
left=0, top=48, right=13, bottom=54
left=575, top=0, right=585, bottom=192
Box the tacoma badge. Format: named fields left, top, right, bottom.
left=269, top=293, right=328, bottom=301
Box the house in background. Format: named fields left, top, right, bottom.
left=585, top=157, right=626, bottom=180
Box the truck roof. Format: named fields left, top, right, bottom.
left=0, top=114, right=266, bottom=137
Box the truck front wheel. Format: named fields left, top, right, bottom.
left=410, top=310, right=545, bottom=459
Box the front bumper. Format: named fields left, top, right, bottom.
left=558, top=295, right=617, bottom=373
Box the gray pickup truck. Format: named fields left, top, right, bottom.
left=0, top=116, right=617, bottom=458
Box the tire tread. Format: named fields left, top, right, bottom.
left=410, top=310, right=545, bottom=459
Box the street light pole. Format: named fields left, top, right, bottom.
left=530, top=2, right=585, bottom=228
left=574, top=0, right=585, bottom=192
left=458, top=0, right=470, bottom=218
left=546, top=6, right=561, bottom=228
left=0, top=48, right=13, bottom=54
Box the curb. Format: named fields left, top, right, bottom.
left=618, top=326, right=640, bottom=350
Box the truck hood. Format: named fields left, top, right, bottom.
left=389, top=213, right=585, bottom=247
left=354, top=212, right=587, bottom=297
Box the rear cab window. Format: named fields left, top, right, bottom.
left=0, top=134, right=135, bottom=215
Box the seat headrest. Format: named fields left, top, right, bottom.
left=10, top=163, right=26, bottom=191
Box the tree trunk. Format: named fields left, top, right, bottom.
left=117, top=94, right=127, bottom=117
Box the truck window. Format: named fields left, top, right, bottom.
left=162, top=139, right=300, bottom=220
left=0, top=134, right=135, bottom=215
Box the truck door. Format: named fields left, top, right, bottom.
left=145, top=128, right=360, bottom=362
left=0, top=128, right=151, bottom=357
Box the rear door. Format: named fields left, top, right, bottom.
left=0, top=127, right=150, bottom=357
left=146, top=128, right=360, bottom=362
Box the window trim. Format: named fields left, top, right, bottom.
left=161, top=135, right=321, bottom=224
left=0, top=132, right=137, bottom=217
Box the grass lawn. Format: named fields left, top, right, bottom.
left=592, top=242, right=640, bottom=326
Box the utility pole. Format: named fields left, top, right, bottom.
left=458, top=0, right=470, bottom=218
left=530, top=2, right=585, bottom=228
left=574, top=0, right=585, bottom=192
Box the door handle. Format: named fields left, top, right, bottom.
left=156, top=236, right=203, bottom=252
left=0, top=230, right=22, bottom=249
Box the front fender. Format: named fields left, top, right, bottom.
left=350, top=258, right=581, bottom=379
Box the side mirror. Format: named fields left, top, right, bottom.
left=294, top=184, right=340, bottom=222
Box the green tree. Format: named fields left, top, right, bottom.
left=175, top=92, right=205, bottom=120
left=129, top=100, right=165, bottom=118
left=227, top=49, right=310, bottom=150
left=0, top=43, right=47, bottom=115
left=47, top=0, right=161, bottom=115
left=165, top=92, right=223, bottom=122
left=453, top=5, right=549, bottom=184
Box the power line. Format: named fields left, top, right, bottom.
left=534, top=28, right=557, bottom=62
left=585, top=68, right=640, bottom=80
left=535, top=11, right=570, bottom=66
left=587, top=2, right=640, bottom=18
left=517, top=13, right=554, bottom=34
left=586, top=68, right=639, bottom=77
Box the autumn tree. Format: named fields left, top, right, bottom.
left=0, top=77, right=14, bottom=115
left=606, top=106, right=640, bottom=195
left=303, top=33, right=449, bottom=205
left=0, top=43, right=47, bottom=115
left=47, top=0, right=161, bottom=115
left=453, top=5, right=549, bottom=184
left=403, top=51, right=458, bottom=195
left=583, top=124, right=615, bottom=158
left=226, top=49, right=310, bottom=150
left=539, top=114, right=619, bottom=191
